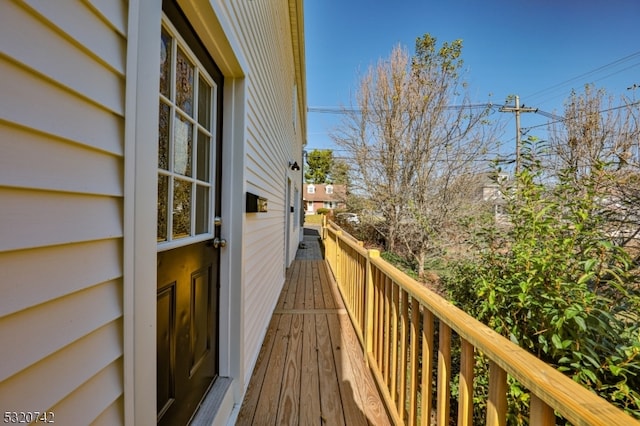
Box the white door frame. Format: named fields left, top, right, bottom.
left=123, top=1, right=248, bottom=424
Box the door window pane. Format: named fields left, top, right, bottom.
left=197, top=130, right=210, bottom=181
left=195, top=185, right=209, bottom=234
left=160, top=30, right=172, bottom=98
left=158, top=175, right=169, bottom=241
left=173, top=179, right=192, bottom=239
left=173, top=113, right=193, bottom=177
left=158, top=102, right=170, bottom=170
left=176, top=48, right=194, bottom=116
left=198, top=77, right=211, bottom=129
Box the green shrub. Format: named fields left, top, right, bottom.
left=444, top=154, right=640, bottom=420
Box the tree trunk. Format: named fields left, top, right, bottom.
left=416, top=251, right=426, bottom=279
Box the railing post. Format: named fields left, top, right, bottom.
left=322, top=214, right=327, bottom=239
left=365, top=249, right=379, bottom=368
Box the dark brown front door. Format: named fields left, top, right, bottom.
left=157, top=242, right=218, bottom=426
left=156, top=3, right=224, bottom=424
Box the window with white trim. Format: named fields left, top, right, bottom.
left=307, top=184, right=315, bottom=194
left=323, top=201, right=337, bottom=209
left=325, top=185, right=333, bottom=194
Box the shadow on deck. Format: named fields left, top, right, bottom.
left=235, top=226, right=391, bottom=425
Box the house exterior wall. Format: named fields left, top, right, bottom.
left=0, top=0, right=127, bottom=423
left=234, top=0, right=305, bottom=383
left=0, top=0, right=305, bottom=424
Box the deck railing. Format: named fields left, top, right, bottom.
left=322, top=219, right=640, bottom=426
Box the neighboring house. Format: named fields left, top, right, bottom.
left=477, top=172, right=510, bottom=223
left=303, top=183, right=346, bottom=214
left=0, top=1, right=305, bottom=425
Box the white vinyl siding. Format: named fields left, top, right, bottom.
left=1, top=0, right=305, bottom=422
left=223, top=0, right=304, bottom=380
left=0, top=1, right=126, bottom=424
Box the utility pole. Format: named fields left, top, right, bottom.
left=499, top=96, right=537, bottom=175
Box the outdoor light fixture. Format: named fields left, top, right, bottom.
left=289, top=161, right=300, bottom=171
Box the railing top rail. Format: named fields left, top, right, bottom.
left=325, top=223, right=639, bottom=425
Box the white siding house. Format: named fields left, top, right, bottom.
left=0, top=0, right=306, bottom=424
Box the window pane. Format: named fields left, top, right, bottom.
left=195, top=184, right=209, bottom=235
left=158, top=102, right=170, bottom=170
left=197, top=130, right=210, bottom=181
left=157, top=175, right=169, bottom=241
left=160, top=30, right=172, bottom=98
left=176, top=48, right=194, bottom=116
left=173, top=179, right=192, bottom=239
left=198, top=76, right=211, bottom=129
left=173, top=113, right=192, bottom=176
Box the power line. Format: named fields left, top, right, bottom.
left=524, top=50, right=640, bottom=104
left=533, top=61, right=640, bottom=107
left=307, top=103, right=495, bottom=114
left=522, top=100, right=640, bottom=133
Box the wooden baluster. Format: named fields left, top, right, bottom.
left=398, top=289, right=409, bottom=421
left=486, top=361, right=507, bottom=426
left=383, top=275, right=391, bottom=386
left=421, top=308, right=434, bottom=426
left=408, top=297, right=419, bottom=426
left=335, top=230, right=341, bottom=285
left=360, top=252, right=366, bottom=330
left=390, top=282, right=399, bottom=402
left=365, top=250, right=379, bottom=368
left=530, top=394, right=555, bottom=426
left=376, top=269, right=384, bottom=370
left=458, top=340, right=474, bottom=426
left=359, top=253, right=364, bottom=329
left=437, top=322, right=452, bottom=426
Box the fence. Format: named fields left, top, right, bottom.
left=323, top=219, right=639, bottom=426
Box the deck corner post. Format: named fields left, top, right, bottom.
left=322, top=214, right=327, bottom=239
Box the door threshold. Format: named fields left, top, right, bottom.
left=189, top=376, right=233, bottom=426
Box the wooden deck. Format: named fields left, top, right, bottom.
left=236, top=230, right=391, bottom=425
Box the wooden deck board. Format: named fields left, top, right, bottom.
left=335, top=311, right=391, bottom=426
left=300, top=313, right=321, bottom=424
left=327, top=313, right=368, bottom=426
left=317, top=311, right=346, bottom=425
left=276, top=313, right=303, bottom=425
left=252, top=314, right=292, bottom=425
left=235, top=313, right=281, bottom=425
left=236, top=259, right=391, bottom=426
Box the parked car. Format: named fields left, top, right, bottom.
left=336, top=212, right=359, bottom=225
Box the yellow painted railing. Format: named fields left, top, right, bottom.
left=323, top=219, right=640, bottom=426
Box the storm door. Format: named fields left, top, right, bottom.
left=156, top=5, right=224, bottom=425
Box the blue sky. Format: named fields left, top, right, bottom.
left=304, top=0, right=640, bottom=157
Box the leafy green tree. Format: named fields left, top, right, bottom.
left=304, top=149, right=333, bottom=183
left=331, top=158, right=350, bottom=185
left=332, top=34, right=499, bottom=276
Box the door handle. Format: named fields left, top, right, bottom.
left=207, top=237, right=227, bottom=249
